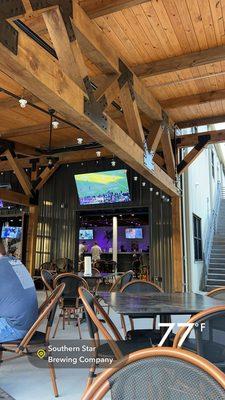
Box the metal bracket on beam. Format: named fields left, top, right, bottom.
left=83, top=76, right=108, bottom=131
left=30, top=0, right=75, bottom=41
left=144, top=140, right=155, bottom=172
left=0, top=0, right=25, bottom=54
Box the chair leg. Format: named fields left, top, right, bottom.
left=77, top=316, right=82, bottom=339
left=85, top=361, right=96, bottom=392
left=48, top=362, right=59, bottom=397
left=129, top=317, right=135, bottom=331
left=121, top=315, right=127, bottom=338
left=62, top=309, right=66, bottom=330
left=107, top=306, right=110, bottom=315
left=52, top=314, right=61, bottom=338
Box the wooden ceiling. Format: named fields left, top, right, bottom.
left=1, top=0, right=225, bottom=174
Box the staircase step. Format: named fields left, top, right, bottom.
left=208, top=273, right=225, bottom=279
left=207, top=279, right=225, bottom=285
left=208, top=269, right=225, bottom=274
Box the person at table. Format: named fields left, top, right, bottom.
left=79, top=241, right=87, bottom=261
left=91, top=241, right=102, bottom=262
left=0, top=242, right=38, bottom=343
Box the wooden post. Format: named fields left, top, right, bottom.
left=171, top=196, right=183, bottom=292
left=26, top=205, right=39, bottom=276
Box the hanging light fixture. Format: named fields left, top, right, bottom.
left=19, top=98, right=27, bottom=108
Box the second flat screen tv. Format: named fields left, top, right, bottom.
left=79, top=229, right=93, bottom=240
left=74, top=169, right=131, bottom=205
left=125, top=228, right=143, bottom=239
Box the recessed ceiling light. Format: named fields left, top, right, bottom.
left=96, top=150, right=101, bottom=158
left=77, top=137, right=83, bottom=144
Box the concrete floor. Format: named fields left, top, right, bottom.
left=0, top=291, right=191, bottom=400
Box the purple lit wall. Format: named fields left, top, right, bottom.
left=79, top=225, right=149, bottom=252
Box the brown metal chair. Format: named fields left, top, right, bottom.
left=110, top=270, right=134, bottom=293
left=207, top=287, right=225, bottom=301
left=53, top=273, right=88, bottom=339
left=120, top=279, right=164, bottom=341
left=79, top=287, right=152, bottom=391
left=41, top=269, right=54, bottom=299
left=173, top=305, right=225, bottom=372
left=81, top=347, right=225, bottom=400
left=82, top=267, right=101, bottom=295
left=0, top=283, right=65, bottom=397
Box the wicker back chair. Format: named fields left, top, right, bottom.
left=173, top=305, right=225, bottom=372
left=81, top=347, right=225, bottom=400
left=0, top=284, right=65, bottom=397
left=41, top=269, right=54, bottom=298
left=207, top=287, right=225, bottom=301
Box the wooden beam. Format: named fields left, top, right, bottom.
left=5, top=149, right=33, bottom=196
left=0, top=13, right=177, bottom=196
left=119, top=81, right=145, bottom=148
left=26, top=205, right=38, bottom=276
left=153, top=153, right=165, bottom=169
left=161, top=89, right=225, bottom=110
left=176, top=129, right=225, bottom=148
left=146, top=122, right=163, bottom=153
left=35, top=163, right=60, bottom=191
left=79, top=0, right=150, bottom=18
left=72, top=2, right=163, bottom=121
left=177, top=139, right=209, bottom=175
left=0, top=189, right=30, bottom=206
left=43, top=7, right=87, bottom=92
left=133, top=45, right=225, bottom=78
left=161, top=130, right=175, bottom=179
left=177, top=115, right=225, bottom=129
left=172, top=197, right=183, bottom=292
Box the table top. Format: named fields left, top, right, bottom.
left=99, top=292, right=225, bottom=315
left=78, top=272, right=115, bottom=279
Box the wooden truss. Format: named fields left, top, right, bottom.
left=0, top=0, right=178, bottom=197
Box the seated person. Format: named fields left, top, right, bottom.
left=0, top=243, right=38, bottom=343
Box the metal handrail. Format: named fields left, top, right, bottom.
left=201, top=182, right=222, bottom=290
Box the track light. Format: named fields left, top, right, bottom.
left=77, top=137, right=83, bottom=145
left=52, top=120, right=59, bottom=129
left=134, top=176, right=138, bottom=181
left=111, top=159, right=116, bottom=167
left=155, top=191, right=159, bottom=196
left=96, top=150, right=101, bottom=157
left=142, top=182, right=146, bottom=187
left=149, top=187, right=153, bottom=192
left=19, top=98, right=27, bottom=108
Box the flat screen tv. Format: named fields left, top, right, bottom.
left=74, top=169, right=131, bottom=205
left=125, top=228, right=143, bottom=239
left=1, top=226, right=22, bottom=239
left=79, top=229, right=93, bottom=240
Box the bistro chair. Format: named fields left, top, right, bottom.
left=207, top=287, right=225, bottom=301
left=173, top=305, right=225, bottom=372
left=104, top=270, right=134, bottom=314
left=120, top=280, right=163, bottom=341
left=41, top=269, right=54, bottom=299
left=0, top=283, right=65, bottom=398
left=79, top=287, right=152, bottom=391
left=82, top=267, right=101, bottom=295
left=53, top=273, right=88, bottom=339
left=81, top=347, right=225, bottom=400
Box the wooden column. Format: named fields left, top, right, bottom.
left=171, top=196, right=183, bottom=292
left=26, top=205, right=39, bottom=276
left=26, top=162, right=39, bottom=276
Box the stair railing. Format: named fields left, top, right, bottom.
left=201, top=182, right=222, bottom=290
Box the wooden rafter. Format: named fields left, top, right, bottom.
left=176, top=129, right=225, bottom=148
left=161, top=89, right=225, bottom=110
left=0, top=3, right=178, bottom=196
left=119, top=81, right=145, bottom=148
left=79, top=0, right=150, bottom=18
left=177, top=115, right=225, bottom=129
left=161, top=130, right=175, bottom=180
left=4, top=149, right=33, bottom=196
left=133, top=45, right=225, bottom=78
left=177, top=138, right=210, bottom=175
left=0, top=189, right=30, bottom=206
left=35, top=162, right=60, bottom=191
left=146, top=122, right=163, bottom=154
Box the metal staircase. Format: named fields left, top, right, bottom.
left=206, top=187, right=225, bottom=290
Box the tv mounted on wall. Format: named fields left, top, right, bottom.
left=1, top=226, right=22, bottom=239
left=125, top=228, right=143, bottom=239
left=79, top=229, right=93, bottom=240
left=74, top=169, right=131, bottom=205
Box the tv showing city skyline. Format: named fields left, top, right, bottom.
left=74, top=169, right=131, bottom=205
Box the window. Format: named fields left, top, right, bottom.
left=193, top=215, right=202, bottom=261
left=211, top=150, right=215, bottom=179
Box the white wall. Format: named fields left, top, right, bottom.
left=183, top=144, right=224, bottom=292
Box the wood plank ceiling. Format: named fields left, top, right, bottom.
left=1, top=0, right=225, bottom=154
